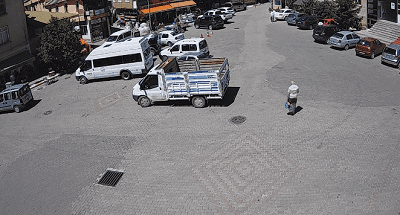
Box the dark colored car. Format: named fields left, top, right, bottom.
left=297, top=16, right=318, bottom=30
left=355, top=37, right=386, bottom=59
left=312, top=24, right=339, bottom=43
left=286, top=13, right=305, bottom=25
left=194, top=15, right=224, bottom=30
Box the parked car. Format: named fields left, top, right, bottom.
left=312, top=24, right=339, bottom=43
left=157, top=30, right=185, bottom=47
left=198, top=9, right=233, bottom=23
left=274, top=9, right=295, bottom=21
left=218, top=7, right=236, bottom=16
left=381, top=43, right=400, bottom=67
left=286, top=13, right=305, bottom=25
left=176, top=52, right=212, bottom=61
left=0, top=83, right=33, bottom=113
left=159, top=38, right=210, bottom=61
left=355, top=37, right=386, bottom=59
left=101, top=29, right=139, bottom=47
left=327, top=31, right=361, bottom=50
left=224, top=2, right=247, bottom=11
left=297, top=16, right=318, bottom=30
left=194, top=15, right=224, bottom=30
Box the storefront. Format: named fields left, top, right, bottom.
left=81, top=8, right=111, bottom=43
left=367, top=0, right=400, bottom=27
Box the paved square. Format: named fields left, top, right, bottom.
left=93, top=91, right=123, bottom=111
left=191, top=132, right=300, bottom=214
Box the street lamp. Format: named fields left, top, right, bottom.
left=147, top=0, right=151, bottom=31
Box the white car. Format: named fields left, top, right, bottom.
left=159, top=38, right=209, bottom=61
left=274, top=9, right=295, bottom=20
left=157, top=30, right=185, bottom=47
left=198, top=9, right=233, bottom=23
left=218, top=7, right=236, bottom=16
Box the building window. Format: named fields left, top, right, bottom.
left=0, top=26, right=10, bottom=45
left=118, top=0, right=122, bottom=3
left=56, top=5, right=59, bottom=12
left=48, top=7, right=52, bottom=12
left=76, top=0, right=79, bottom=12
left=125, top=0, right=130, bottom=2
left=0, top=0, right=6, bottom=15
left=65, top=3, right=68, bottom=13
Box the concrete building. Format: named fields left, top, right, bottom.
left=0, top=0, right=34, bottom=90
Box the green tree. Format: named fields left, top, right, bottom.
left=38, top=17, right=84, bottom=73
left=298, top=0, right=318, bottom=16
left=314, top=0, right=337, bottom=21
left=335, top=0, right=362, bottom=30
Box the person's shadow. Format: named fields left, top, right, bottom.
left=287, top=106, right=303, bottom=116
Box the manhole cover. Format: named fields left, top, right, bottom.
left=43, top=110, right=52, bottom=115
left=230, top=116, right=246, bottom=124
left=96, top=168, right=124, bottom=187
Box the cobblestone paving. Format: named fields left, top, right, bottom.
left=0, top=3, right=399, bottom=215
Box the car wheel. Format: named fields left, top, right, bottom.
left=79, top=76, right=88, bottom=84
left=192, top=96, right=206, bottom=108
left=344, top=44, right=349, bottom=51
left=13, top=106, right=21, bottom=113
left=139, top=96, right=151, bottom=107
left=208, top=25, right=213, bottom=30
left=195, top=24, right=199, bottom=29
left=370, top=52, right=375, bottom=59
left=167, top=41, right=173, bottom=47
left=120, top=71, right=131, bottom=80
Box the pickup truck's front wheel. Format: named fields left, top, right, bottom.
left=139, top=96, right=151, bottom=107
left=192, top=96, right=206, bottom=108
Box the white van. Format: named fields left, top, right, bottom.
left=75, top=37, right=154, bottom=84
left=101, top=29, right=140, bottom=47
left=159, top=38, right=209, bottom=61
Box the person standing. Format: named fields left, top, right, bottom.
left=287, top=81, right=299, bottom=115
left=270, top=9, right=275, bottom=22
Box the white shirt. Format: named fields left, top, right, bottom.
left=288, top=85, right=299, bottom=98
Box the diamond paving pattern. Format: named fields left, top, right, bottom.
left=191, top=133, right=299, bottom=214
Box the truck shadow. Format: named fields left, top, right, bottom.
left=152, top=87, right=240, bottom=108
left=208, top=87, right=240, bottom=107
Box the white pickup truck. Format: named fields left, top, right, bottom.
left=132, top=57, right=230, bottom=108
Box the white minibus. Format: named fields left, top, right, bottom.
left=75, top=37, right=153, bottom=84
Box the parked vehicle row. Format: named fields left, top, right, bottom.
left=280, top=8, right=396, bottom=69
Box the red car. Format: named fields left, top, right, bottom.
left=355, top=37, right=386, bottom=59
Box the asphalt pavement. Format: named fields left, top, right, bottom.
left=0, top=3, right=399, bottom=215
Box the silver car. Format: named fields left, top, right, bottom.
left=328, top=31, right=361, bottom=50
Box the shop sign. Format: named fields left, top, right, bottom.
left=391, top=2, right=395, bottom=9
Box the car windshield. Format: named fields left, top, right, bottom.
left=384, top=47, right=397, bottom=55
left=358, top=40, right=371, bottom=47
left=332, top=33, right=344, bottom=39
left=278, top=10, right=285, bottom=13
left=106, top=36, right=118, bottom=42
left=170, top=31, right=178, bottom=36
left=288, top=14, right=295, bottom=18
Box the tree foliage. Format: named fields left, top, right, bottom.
left=38, top=17, right=83, bottom=73
left=335, top=0, right=362, bottom=30
left=298, top=0, right=361, bottom=30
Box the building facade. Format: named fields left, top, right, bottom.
left=367, top=0, right=400, bottom=27
left=0, top=0, right=34, bottom=90
left=24, top=0, right=111, bottom=43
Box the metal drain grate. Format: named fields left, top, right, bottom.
left=230, top=116, right=246, bottom=124
left=96, top=168, right=124, bottom=186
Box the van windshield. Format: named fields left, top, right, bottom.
left=170, top=31, right=178, bottom=36
left=199, top=40, right=207, bottom=50
left=19, top=84, right=30, bottom=97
